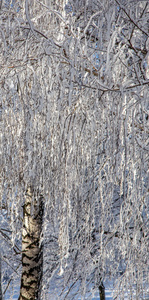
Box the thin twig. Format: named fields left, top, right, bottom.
left=115, top=0, right=149, bottom=37
left=84, top=11, right=102, bottom=35
left=3, top=263, right=21, bottom=296
left=25, top=0, right=40, bottom=40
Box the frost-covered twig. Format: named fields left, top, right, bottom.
left=115, top=0, right=149, bottom=37
left=25, top=0, right=39, bottom=40
left=84, top=11, right=102, bottom=35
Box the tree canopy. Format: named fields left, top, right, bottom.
left=1, top=0, right=149, bottom=299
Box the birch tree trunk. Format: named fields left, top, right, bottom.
left=18, top=186, right=44, bottom=300
left=0, top=253, right=2, bottom=300
left=99, top=282, right=105, bottom=300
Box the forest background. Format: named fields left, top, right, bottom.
left=0, top=0, right=149, bottom=299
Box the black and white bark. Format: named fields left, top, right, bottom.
left=0, top=253, right=2, bottom=300
left=18, top=186, right=44, bottom=300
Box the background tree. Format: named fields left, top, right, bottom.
left=0, top=0, right=149, bottom=299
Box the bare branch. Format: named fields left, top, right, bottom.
left=115, top=0, right=149, bottom=37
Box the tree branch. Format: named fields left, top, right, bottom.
left=115, top=0, right=149, bottom=37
